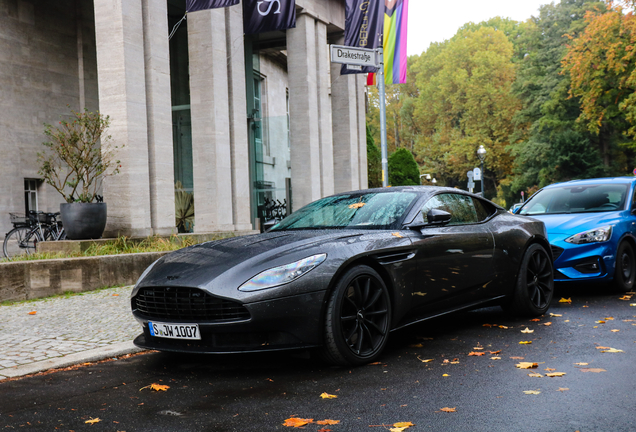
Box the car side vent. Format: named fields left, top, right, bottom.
left=375, top=251, right=416, bottom=265
left=133, top=287, right=250, bottom=322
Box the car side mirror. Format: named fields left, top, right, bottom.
left=427, top=208, right=452, bottom=225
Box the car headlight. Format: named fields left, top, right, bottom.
left=565, top=226, right=612, bottom=244
left=238, top=254, right=327, bottom=292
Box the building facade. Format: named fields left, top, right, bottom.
left=0, top=0, right=368, bottom=237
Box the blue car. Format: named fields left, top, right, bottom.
left=518, top=177, right=636, bottom=292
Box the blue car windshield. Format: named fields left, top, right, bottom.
left=270, top=192, right=418, bottom=230
left=519, top=184, right=628, bottom=215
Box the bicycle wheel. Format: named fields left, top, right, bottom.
left=3, top=227, right=37, bottom=258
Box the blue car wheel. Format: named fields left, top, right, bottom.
left=613, top=241, right=636, bottom=292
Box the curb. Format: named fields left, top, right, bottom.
left=0, top=341, right=143, bottom=380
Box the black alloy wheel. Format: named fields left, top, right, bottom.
left=613, top=241, right=636, bottom=292
left=322, top=265, right=391, bottom=366
left=504, top=244, right=554, bottom=316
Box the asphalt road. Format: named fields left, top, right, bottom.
left=1, top=285, right=634, bottom=432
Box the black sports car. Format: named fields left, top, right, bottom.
left=131, top=187, right=554, bottom=365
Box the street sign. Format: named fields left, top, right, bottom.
left=467, top=171, right=474, bottom=179
left=330, top=45, right=379, bottom=68
left=633, top=167, right=636, bottom=176
left=473, top=167, right=482, bottom=181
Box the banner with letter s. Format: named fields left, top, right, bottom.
left=342, top=0, right=383, bottom=75
left=243, top=0, right=297, bottom=35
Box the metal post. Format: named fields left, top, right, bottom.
left=480, top=160, right=484, bottom=196
left=377, top=48, right=389, bottom=187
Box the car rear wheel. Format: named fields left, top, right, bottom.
left=504, top=244, right=554, bottom=317
left=613, top=241, right=635, bottom=292
left=321, top=265, right=391, bottom=366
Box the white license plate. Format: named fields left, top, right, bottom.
left=148, top=321, right=201, bottom=340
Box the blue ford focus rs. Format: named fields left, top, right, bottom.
left=518, top=177, right=636, bottom=292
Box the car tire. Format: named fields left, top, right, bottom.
left=503, top=243, right=554, bottom=317
left=613, top=241, right=636, bottom=292
left=321, top=265, right=391, bottom=366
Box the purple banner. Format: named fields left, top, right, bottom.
left=342, top=0, right=383, bottom=75
left=186, top=0, right=239, bottom=12
left=243, top=0, right=296, bottom=35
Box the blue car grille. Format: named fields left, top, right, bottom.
left=551, top=245, right=564, bottom=262
left=133, top=287, right=250, bottom=322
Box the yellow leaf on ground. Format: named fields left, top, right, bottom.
left=417, top=357, right=434, bottom=363
left=316, top=419, right=340, bottom=425
left=112, top=294, right=119, bottom=296
left=394, top=422, right=416, bottom=427
left=468, top=352, right=485, bottom=356
left=521, top=328, right=534, bottom=334
left=574, top=362, right=588, bottom=366
left=516, top=362, right=538, bottom=369
left=499, top=325, right=509, bottom=329
left=630, top=303, right=636, bottom=306
left=559, top=298, right=572, bottom=303
left=490, top=357, right=501, bottom=360
left=283, top=417, right=313, bottom=427
left=544, top=368, right=556, bottom=371
left=579, top=368, right=606, bottom=373
left=472, top=346, right=484, bottom=350
left=510, top=356, right=525, bottom=360
left=320, top=393, right=337, bottom=399
left=601, top=348, right=624, bottom=353
left=85, top=418, right=100, bottom=425
left=529, top=318, right=541, bottom=322
left=542, top=322, right=552, bottom=326
left=611, top=329, right=620, bottom=332
left=604, top=317, right=614, bottom=320
left=549, top=313, right=563, bottom=317
left=545, top=372, right=566, bottom=377
left=557, top=388, right=569, bottom=392
left=490, top=350, right=501, bottom=355
left=442, top=374, right=450, bottom=377
left=439, top=408, right=456, bottom=413
left=595, top=346, right=611, bottom=350
left=619, top=295, right=632, bottom=300
left=523, top=390, right=541, bottom=395
left=150, top=383, right=170, bottom=391
left=412, top=292, right=427, bottom=296
left=528, top=373, right=543, bottom=378
left=519, top=341, right=532, bottom=344
left=28, top=311, right=37, bottom=315
left=596, top=321, right=606, bottom=324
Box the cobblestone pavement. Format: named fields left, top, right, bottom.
left=0, top=286, right=140, bottom=373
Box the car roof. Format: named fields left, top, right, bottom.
left=543, top=177, right=636, bottom=189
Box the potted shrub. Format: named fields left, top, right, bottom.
left=39, top=108, right=121, bottom=240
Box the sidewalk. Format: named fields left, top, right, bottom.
left=0, top=285, right=143, bottom=380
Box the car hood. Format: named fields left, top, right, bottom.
left=529, top=212, right=622, bottom=240
left=135, top=230, right=367, bottom=294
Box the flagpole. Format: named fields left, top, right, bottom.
left=377, top=48, right=389, bottom=187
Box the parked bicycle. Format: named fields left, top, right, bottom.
left=3, top=211, right=66, bottom=259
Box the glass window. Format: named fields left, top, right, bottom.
left=271, top=192, right=418, bottom=231
left=519, top=184, right=628, bottom=215
left=420, top=193, right=479, bottom=225
left=24, top=179, right=38, bottom=215
left=473, top=197, right=494, bottom=221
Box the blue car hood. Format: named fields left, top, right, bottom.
left=529, top=212, right=621, bottom=239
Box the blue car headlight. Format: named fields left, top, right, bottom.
left=565, top=225, right=612, bottom=245
left=238, top=254, right=327, bottom=292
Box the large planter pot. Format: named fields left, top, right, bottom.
left=60, top=202, right=107, bottom=240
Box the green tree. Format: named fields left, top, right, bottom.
left=367, top=124, right=382, bottom=188
left=388, top=148, right=419, bottom=186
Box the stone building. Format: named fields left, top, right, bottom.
left=0, top=0, right=368, bottom=237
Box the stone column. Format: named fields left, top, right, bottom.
left=356, top=75, right=368, bottom=189
left=287, top=13, right=322, bottom=210
left=188, top=9, right=235, bottom=232
left=94, top=0, right=153, bottom=237
left=330, top=36, right=360, bottom=193
left=315, top=20, right=335, bottom=197
left=225, top=5, right=252, bottom=231
left=142, top=0, right=175, bottom=235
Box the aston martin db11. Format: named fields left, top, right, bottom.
left=131, top=187, right=554, bottom=365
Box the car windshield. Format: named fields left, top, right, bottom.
left=270, top=191, right=418, bottom=231
left=519, top=184, right=628, bottom=215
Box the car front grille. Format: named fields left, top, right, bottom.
left=550, top=245, right=564, bottom=262
left=133, top=287, right=250, bottom=322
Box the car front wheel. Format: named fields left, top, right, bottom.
left=321, top=265, right=391, bottom=366
left=613, top=241, right=636, bottom=292
left=504, top=243, right=554, bottom=317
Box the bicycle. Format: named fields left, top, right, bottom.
left=3, top=211, right=65, bottom=259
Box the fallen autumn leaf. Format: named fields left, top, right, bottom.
left=283, top=417, right=313, bottom=427
left=439, top=408, right=456, bottom=413
left=85, top=418, right=101, bottom=425
left=320, top=393, right=337, bottom=399
left=521, top=328, right=534, bottom=334
left=545, top=372, right=566, bottom=377
left=316, top=419, right=340, bottom=425
left=579, top=368, right=606, bottom=373
left=559, top=298, right=572, bottom=303
left=519, top=341, right=532, bottom=344
left=516, top=362, right=538, bottom=369
left=523, top=390, right=541, bottom=395
left=28, top=311, right=37, bottom=315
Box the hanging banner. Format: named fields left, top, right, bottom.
left=366, top=0, right=409, bottom=85
left=185, top=0, right=239, bottom=12
left=342, top=0, right=383, bottom=75
left=243, top=0, right=296, bottom=35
